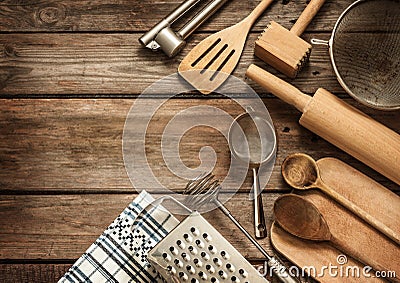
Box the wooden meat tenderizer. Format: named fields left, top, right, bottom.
left=246, top=64, right=400, bottom=186
left=254, top=0, right=325, bottom=78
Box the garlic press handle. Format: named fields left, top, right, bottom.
left=178, top=0, right=230, bottom=39
left=139, top=0, right=201, bottom=49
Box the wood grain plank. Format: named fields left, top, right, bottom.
left=0, top=263, right=72, bottom=283
left=0, top=99, right=398, bottom=192
left=0, top=0, right=351, bottom=33
left=0, top=32, right=340, bottom=96
left=0, top=193, right=281, bottom=260
left=0, top=263, right=314, bottom=283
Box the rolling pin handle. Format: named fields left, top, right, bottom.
left=246, top=64, right=311, bottom=112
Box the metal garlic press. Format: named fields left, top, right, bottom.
left=139, top=0, right=229, bottom=57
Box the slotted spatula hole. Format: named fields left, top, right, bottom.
left=191, top=38, right=222, bottom=68
left=200, top=44, right=228, bottom=74
left=210, top=50, right=236, bottom=81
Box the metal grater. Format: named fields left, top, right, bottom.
left=148, top=211, right=269, bottom=283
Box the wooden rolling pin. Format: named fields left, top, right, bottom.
left=246, top=64, right=400, bottom=185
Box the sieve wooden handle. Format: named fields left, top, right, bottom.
left=290, top=0, right=326, bottom=36
left=246, top=64, right=311, bottom=112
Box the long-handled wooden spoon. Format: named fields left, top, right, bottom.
left=275, top=194, right=400, bottom=281
left=281, top=153, right=400, bottom=245
left=179, top=0, right=275, bottom=94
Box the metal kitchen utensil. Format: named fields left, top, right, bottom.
left=246, top=64, right=400, bottom=185
left=255, top=0, right=326, bottom=78
left=228, top=110, right=277, bottom=239
left=147, top=211, right=270, bottom=283
left=311, top=0, right=400, bottom=110
left=179, top=0, right=275, bottom=94
left=139, top=0, right=230, bottom=57
left=281, top=153, right=400, bottom=245
left=183, top=173, right=299, bottom=283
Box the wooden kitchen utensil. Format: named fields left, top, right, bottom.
left=271, top=157, right=400, bottom=283
left=274, top=193, right=400, bottom=279
left=281, top=153, right=400, bottom=245
left=316, top=157, right=400, bottom=234
left=178, top=0, right=275, bottom=94
left=271, top=223, right=387, bottom=283
left=255, top=0, right=325, bottom=78
left=246, top=64, right=400, bottom=185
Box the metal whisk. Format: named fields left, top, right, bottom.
left=183, top=173, right=299, bottom=283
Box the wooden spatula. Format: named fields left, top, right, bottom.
left=178, top=0, right=275, bottom=94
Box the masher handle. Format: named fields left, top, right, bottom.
left=244, top=0, right=275, bottom=27
left=246, top=64, right=311, bottom=112
left=290, top=0, right=326, bottom=36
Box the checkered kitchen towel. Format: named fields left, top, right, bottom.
left=59, top=190, right=180, bottom=283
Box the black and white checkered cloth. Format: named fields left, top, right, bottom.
left=59, top=191, right=179, bottom=283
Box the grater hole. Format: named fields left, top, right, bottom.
left=213, top=257, right=222, bottom=267
left=183, top=233, right=193, bottom=242
left=182, top=252, right=190, bottom=261
left=208, top=245, right=217, bottom=254
left=203, top=233, right=212, bottom=241
left=218, top=270, right=227, bottom=279
left=226, top=263, right=236, bottom=272
left=220, top=250, right=229, bottom=259
left=186, top=265, right=195, bottom=274
left=239, top=268, right=248, bottom=278
left=190, top=227, right=199, bottom=236
left=195, top=239, right=204, bottom=248
left=190, top=245, right=198, bottom=255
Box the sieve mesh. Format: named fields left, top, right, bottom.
left=331, top=0, right=400, bottom=109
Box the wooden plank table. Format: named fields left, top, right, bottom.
left=0, top=0, right=398, bottom=282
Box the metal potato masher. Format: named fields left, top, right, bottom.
left=139, top=0, right=230, bottom=57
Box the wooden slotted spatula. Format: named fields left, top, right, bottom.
left=178, top=0, right=275, bottom=94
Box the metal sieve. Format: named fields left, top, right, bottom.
left=312, top=0, right=400, bottom=110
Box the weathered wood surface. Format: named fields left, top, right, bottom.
left=0, top=0, right=399, bottom=282
left=0, top=193, right=280, bottom=260
left=0, top=262, right=293, bottom=283
left=0, top=0, right=351, bottom=32
left=0, top=99, right=398, bottom=192
left=1, top=32, right=340, bottom=96
left=0, top=264, right=72, bottom=283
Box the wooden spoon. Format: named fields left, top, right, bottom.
left=281, top=153, right=400, bottom=245
left=274, top=194, right=331, bottom=241
left=274, top=194, right=400, bottom=280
